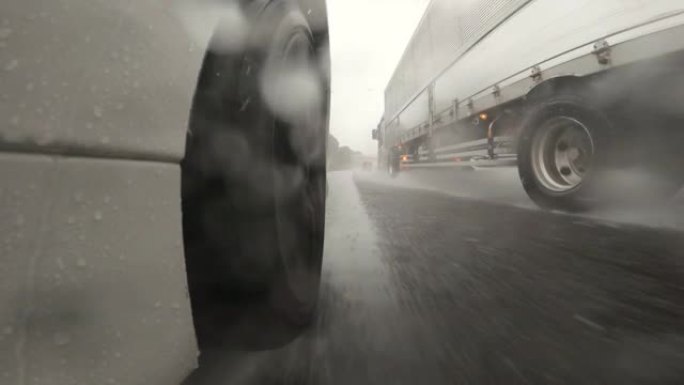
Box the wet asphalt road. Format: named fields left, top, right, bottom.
left=186, top=170, right=684, bottom=385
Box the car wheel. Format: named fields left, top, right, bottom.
left=181, top=0, right=328, bottom=346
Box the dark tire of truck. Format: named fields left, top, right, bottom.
left=517, top=95, right=616, bottom=212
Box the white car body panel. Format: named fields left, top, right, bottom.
left=0, top=0, right=207, bottom=160
left=0, top=0, right=209, bottom=383
left=0, top=154, right=197, bottom=385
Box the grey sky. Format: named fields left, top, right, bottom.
left=327, top=0, right=430, bottom=155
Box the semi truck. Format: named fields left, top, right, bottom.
left=373, top=0, right=684, bottom=211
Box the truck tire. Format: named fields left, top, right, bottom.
left=627, top=124, right=684, bottom=201
left=181, top=0, right=328, bottom=346
left=388, top=152, right=400, bottom=177
left=388, top=156, right=398, bottom=177
left=517, top=95, right=615, bottom=211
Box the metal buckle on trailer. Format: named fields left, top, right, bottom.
left=592, top=39, right=611, bottom=65
left=492, top=85, right=501, bottom=99
left=530, top=66, right=542, bottom=83
left=451, top=99, right=459, bottom=118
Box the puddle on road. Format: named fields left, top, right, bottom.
left=317, top=171, right=445, bottom=384
left=353, top=168, right=684, bottom=232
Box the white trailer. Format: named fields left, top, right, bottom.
left=374, top=0, right=684, bottom=210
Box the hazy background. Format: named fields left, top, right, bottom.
left=327, top=0, right=430, bottom=156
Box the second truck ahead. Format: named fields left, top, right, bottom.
left=374, top=0, right=684, bottom=211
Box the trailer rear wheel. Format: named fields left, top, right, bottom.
left=633, top=143, right=684, bottom=201
left=388, top=153, right=400, bottom=177
left=625, top=122, right=684, bottom=201
left=518, top=96, right=614, bottom=211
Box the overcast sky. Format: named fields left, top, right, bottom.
left=327, top=0, right=430, bottom=155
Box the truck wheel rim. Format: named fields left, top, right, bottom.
left=531, top=116, right=594, bottom=193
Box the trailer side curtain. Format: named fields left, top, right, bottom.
left=385, top=0, right=532, bottom=123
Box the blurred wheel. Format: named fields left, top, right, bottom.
left=181, top=0, right=328, bottom=345
left=518, top=95, right=614, bottom=211
left=627, top=123, right=684, bottom=200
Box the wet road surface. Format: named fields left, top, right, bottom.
left=185, top=170, right=684, bottom=385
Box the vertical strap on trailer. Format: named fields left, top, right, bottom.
left=427, top=83, right=437, bottom=162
